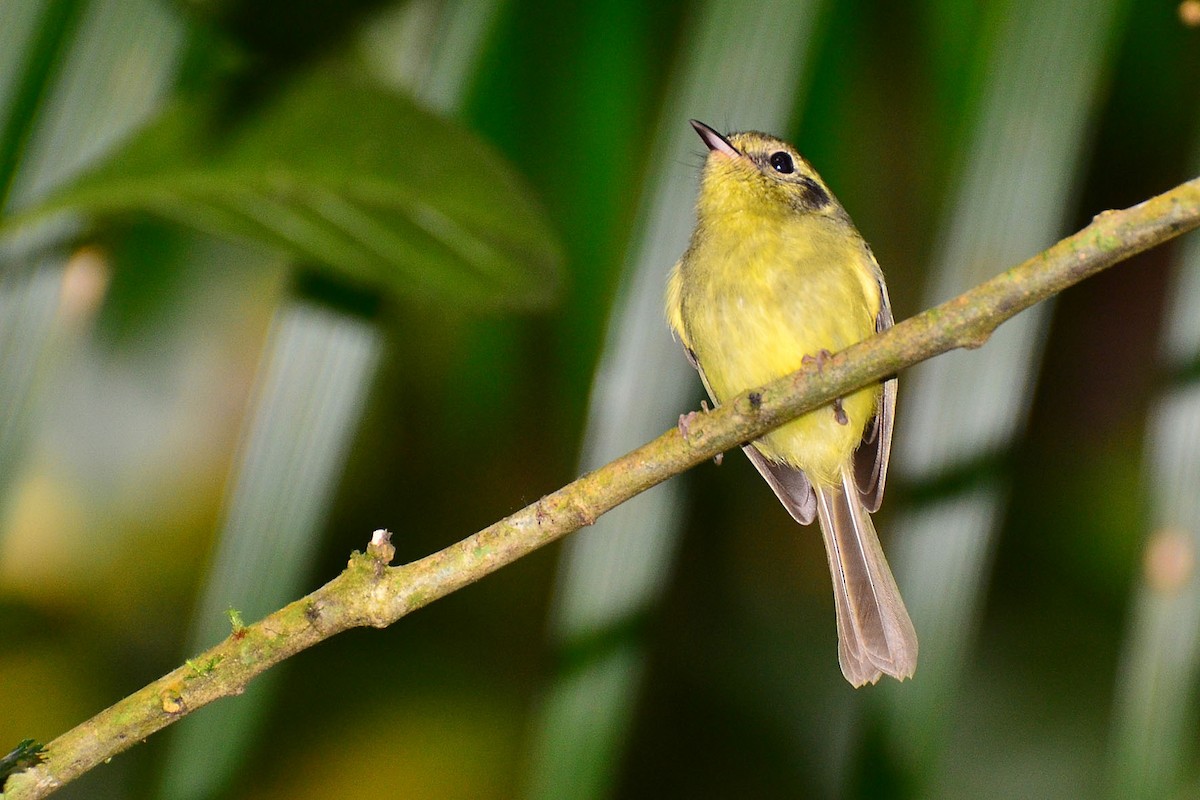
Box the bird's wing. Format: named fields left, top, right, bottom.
left=742, top=446, right=817, bottom=525
left=853, top=273, right=896, bottom=513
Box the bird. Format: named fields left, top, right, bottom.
left=665, top=119, right=917, bottom=687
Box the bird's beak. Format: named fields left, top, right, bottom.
left=690, top=120, right=741, bottom=158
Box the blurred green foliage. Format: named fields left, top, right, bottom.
left=3, top=64, right=561, bottom=309
left=1, top=1, right=1199, bottom=799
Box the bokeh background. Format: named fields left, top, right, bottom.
left=2, top=0, right=1200, bottom=798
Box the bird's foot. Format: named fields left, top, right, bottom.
left=678, top=411, right=698, bottom=439
left=678, top=401, right=712, bottom=440
left=802, top=349, right=835, bottom=371
left=833, top=398, right=849, bottom=426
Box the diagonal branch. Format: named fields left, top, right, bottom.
left=6, top=176, right=1200, bottom=799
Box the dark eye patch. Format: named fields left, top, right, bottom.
left=796, top=176, right=830, bottom=210
left=768, top=151, right=794, bottom=173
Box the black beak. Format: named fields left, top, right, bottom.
left=690, top=120, right=740, bottom=157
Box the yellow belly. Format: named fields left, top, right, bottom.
left=669, top=216, right=881, bottom=486
left=755, top=385, right=879, bottom=486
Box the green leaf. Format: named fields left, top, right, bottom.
left=4, top=71, right=563, bottom=310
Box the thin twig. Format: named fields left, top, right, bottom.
left=6, top=176, right=1200, bottom=799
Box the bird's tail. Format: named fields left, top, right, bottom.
left=814, top=466, right=918, bottom=687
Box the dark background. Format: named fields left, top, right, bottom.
left=2, top=0, right=1200, bottom=798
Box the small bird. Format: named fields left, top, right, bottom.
left=666, top=120, right=917, bottom=686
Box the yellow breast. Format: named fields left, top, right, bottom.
left=667, top=211, right=881, bottom=486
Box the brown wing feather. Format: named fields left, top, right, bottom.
left=853, top=274, right=896, bottom=512
left=743, top=446, right=817, bottom=525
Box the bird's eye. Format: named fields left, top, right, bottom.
left=769, top=151, right=795, bottom=174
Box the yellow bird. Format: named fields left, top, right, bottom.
left=666, top=120, right=917, bottom=687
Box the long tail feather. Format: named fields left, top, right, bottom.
left=814, top=467, right=917, bottom=687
